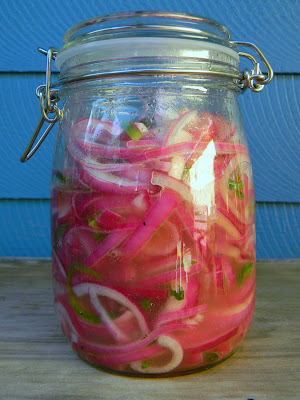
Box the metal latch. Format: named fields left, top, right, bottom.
left=20, top=47, right=60, bottom=162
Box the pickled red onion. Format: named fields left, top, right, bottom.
left=154, top=304, right=208, bottom=327
left=138, top=262, right=203, bottom=288
left=151, top=171, right=193, bottom=203
left=72, top=283, right=149, bottom=336
left=100, top=344, right=164, bottom=366
left=184, top=326, right=239, bottom=352
left=55, top=301, right=79, bottom=344
left=74, top=323, right=189, bottom=356
left=163, top=110, right=197, bottom=146
left=119, top=189, right=181, bottom=260
left=53, top=109, right=256, bottom=374
left=81, top=166, right=156, bottom=194
left=85, top=229, right=132, bottom=268
left=130, top=335, right=184, bottom=374
left=88, top=286, right=130, bottom=343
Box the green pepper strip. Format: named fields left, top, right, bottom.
left=237, top=263, right=254, bottom=285
left=203, top=352, right=219, bottom=363
left=228, top=178, right=244, bottom=200
left=54, top=223, right=69, bottom=247
left=169, top=285, right=185, bottom=301
left=126, top=121, right=143, bottom=141
left=141, top=360, right=151, bottom=369
left=139, top=299, right=152, bottom=310
left=67, top=264, right=102, bottom=323
left=56, top=171, right=68, bottom=183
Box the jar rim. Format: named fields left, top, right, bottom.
left=63, top=11, right=232, bottom=45
left=56, top=11, right=238, bottom=70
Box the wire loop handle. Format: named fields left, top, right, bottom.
left=20, top=48, right=60, bottom=162
left=20, top=114, right=58, bottom=162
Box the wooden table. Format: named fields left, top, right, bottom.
left=0, top=260, right=299, bottom=400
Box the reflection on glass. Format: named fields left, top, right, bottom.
left=190, top=140, right=216, bottom=215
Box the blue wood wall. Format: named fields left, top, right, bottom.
left=0, top=0, right=299, bottom=259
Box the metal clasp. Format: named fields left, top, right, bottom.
left=20, top=47, right=61, bottom=162
left=232, top=41, right=274, bottom=92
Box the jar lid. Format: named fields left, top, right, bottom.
left=55, top=11, right=239, bottom=70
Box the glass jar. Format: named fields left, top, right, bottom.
left=21, top=11, right=273, bottom=377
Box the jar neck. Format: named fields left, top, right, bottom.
left=57, top=55, right=242, bottom=94
left=58, top=75, right=241, bottom=102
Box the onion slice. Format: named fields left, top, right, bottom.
left=52, top=248, right=67, bottom=281
left=119, top=189, right=181, bottom=260
left=138, top=262, right=203, bottom=288
left=75, top=323, right=189, bottom=355
left=88, top=286, right=130, bottom=343
left=130, top=141, right=249, bottom=163
left=81, top=166, right=155, bottom=194
left=100, top=344, right=164, bottom=367
left=54, top=301, right=79, bottom=344
left=84, top=229, right=133, bottom=268
left=154, top=304, right=208, bottom=328
left=163, top=110, right=197, bottom=146
left=151, top=171, right=193, bottom=203
left=130, top=335, right=184, bottom=374
left=73, top=283, right=149, bottom=336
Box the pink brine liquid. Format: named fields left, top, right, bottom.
left=51, top=109, right=255, bottom=376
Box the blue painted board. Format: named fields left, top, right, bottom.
left=1, top=73, right=299, bottom=202
left=0, top=0, right=299, bottom=73
left=0, top=200, right=298, bottom=259
left=240, top=75, right=300, bottom=203
left=0, top=0, right=299, bottom=261
left=0, top=200, right=50, bottom=258
left=256, top=203, right=300, bottom=260
left=0, top=73, right=55, bottom=199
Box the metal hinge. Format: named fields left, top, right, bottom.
left=20, top=47, right=60, bottom=162
left=232, top=41, right=274, bottom=92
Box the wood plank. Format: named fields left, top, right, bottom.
left=0, top=260, right=299, bottom=400
left=0, top=0, right=299, bottom=73
left=0, top=200, right=299, bottom=259
left=1, top=74, right=300, bottom=201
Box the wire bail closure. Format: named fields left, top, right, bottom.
left=20, top=47, right=61, bottom=162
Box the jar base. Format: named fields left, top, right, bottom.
left=76, top=346, right=239, bottom=378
